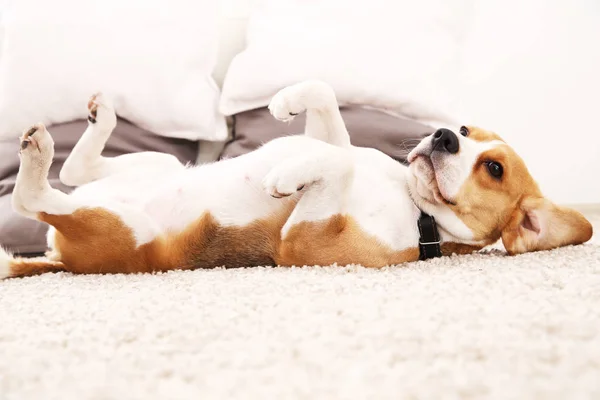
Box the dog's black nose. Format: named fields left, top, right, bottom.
left=432, top=128, right=459, bottom=154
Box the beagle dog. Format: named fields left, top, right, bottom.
left=0, top=81, right=592, bottom=279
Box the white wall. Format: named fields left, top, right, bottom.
left=458, top=0, right=600, bottom=204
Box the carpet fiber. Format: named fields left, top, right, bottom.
left=1, top=212, right=599, bottom=400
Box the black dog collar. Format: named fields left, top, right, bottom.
left=417, top=212, right=442, bottom=260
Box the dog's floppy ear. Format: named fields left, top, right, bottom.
left=501, top=196, right=593, bottom=255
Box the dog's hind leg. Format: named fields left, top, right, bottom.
left=12, top=123, right=84, bottom=219
left=268, top=80, right=351, bottom=148
left=59, top=93, right=183, bottom=187
left=2, top=124, right=81, bottom=278
left=4, top=124, right=164, bottom=279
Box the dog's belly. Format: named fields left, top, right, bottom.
left=69, top=168, right=174, bottom=209
left=142, top=137, right=325, bottom=233
left=67, top=136, right=325, bottom=236
left=141, top=166, right=290, bottom=233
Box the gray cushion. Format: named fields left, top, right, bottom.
left=0, top=118, right=198, bottom=255
left=221, top=106, right=434, bottom=162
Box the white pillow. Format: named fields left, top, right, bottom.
left=0, top=0, right=227, bottom=141
left=220, top=0, right=474, bottom=128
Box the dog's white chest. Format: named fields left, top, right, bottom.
left=349, top=173, right=419, bottom=251
left=346, top=150, right=420, bottom=251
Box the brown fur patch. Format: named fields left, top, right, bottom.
left=32, top=202, right=297, bottom=277
left=177, top=202, right=295, bottom=269
left=452, top=143, right=541, bottom=241
left=451, top=126, right=592, bottom=253
left=440, top=242, right=485, bottom=257
left=276, top=214, right=420, bottom=268
left=40, top=209, right=154, bottom=274
left=464, top=126, right=505, bottom=143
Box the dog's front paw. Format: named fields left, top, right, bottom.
left=268, top=86, right=306, bottom=123
left=262, top=163, right=308, bottom=199
left=87, top=92, right=117, bottom=130
left=268, top=80, right=337, bottom=123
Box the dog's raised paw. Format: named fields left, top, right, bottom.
left=268, top=80, right=337, bottom=123
left=19, top=123, right=53, bottom=157
left=87, top=92, right=117, bottom=129
left=268, top=86, right=306, bottom=123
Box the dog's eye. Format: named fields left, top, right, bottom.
left=485, top=161, right=503, bottom=179
left=459, top=126, right=469, bottom=137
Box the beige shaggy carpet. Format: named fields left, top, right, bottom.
left=1, top=211, right=599, bottom=400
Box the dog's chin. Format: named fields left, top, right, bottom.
left=409, top=156, right=456, bottom=207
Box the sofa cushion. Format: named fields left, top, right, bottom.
left=0, top=1, right=224, bottom=141
left=220, top=106, right=433, bottom=162
left=0, top=119, right=198, bottom=255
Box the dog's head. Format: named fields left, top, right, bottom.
left=407, top=126, right=593, bottom=254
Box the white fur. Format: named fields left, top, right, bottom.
left=0, top=0, right=225, bottom=141
left=268, top=80, right=351, bottom=148
left=14, top=81, right=478, bottom=266
left=60, top=93, right=184, bottom=188
left=12, top=125, right=82, bottom=219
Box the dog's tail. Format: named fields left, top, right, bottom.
left=0, top=247, right=65, bottom=279
left=268, top=80, right=351, bottom=148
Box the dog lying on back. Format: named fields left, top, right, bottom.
left=0, top=80, right=592, bottom=279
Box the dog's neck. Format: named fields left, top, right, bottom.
left=404, top=175, right=488, bottom=253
